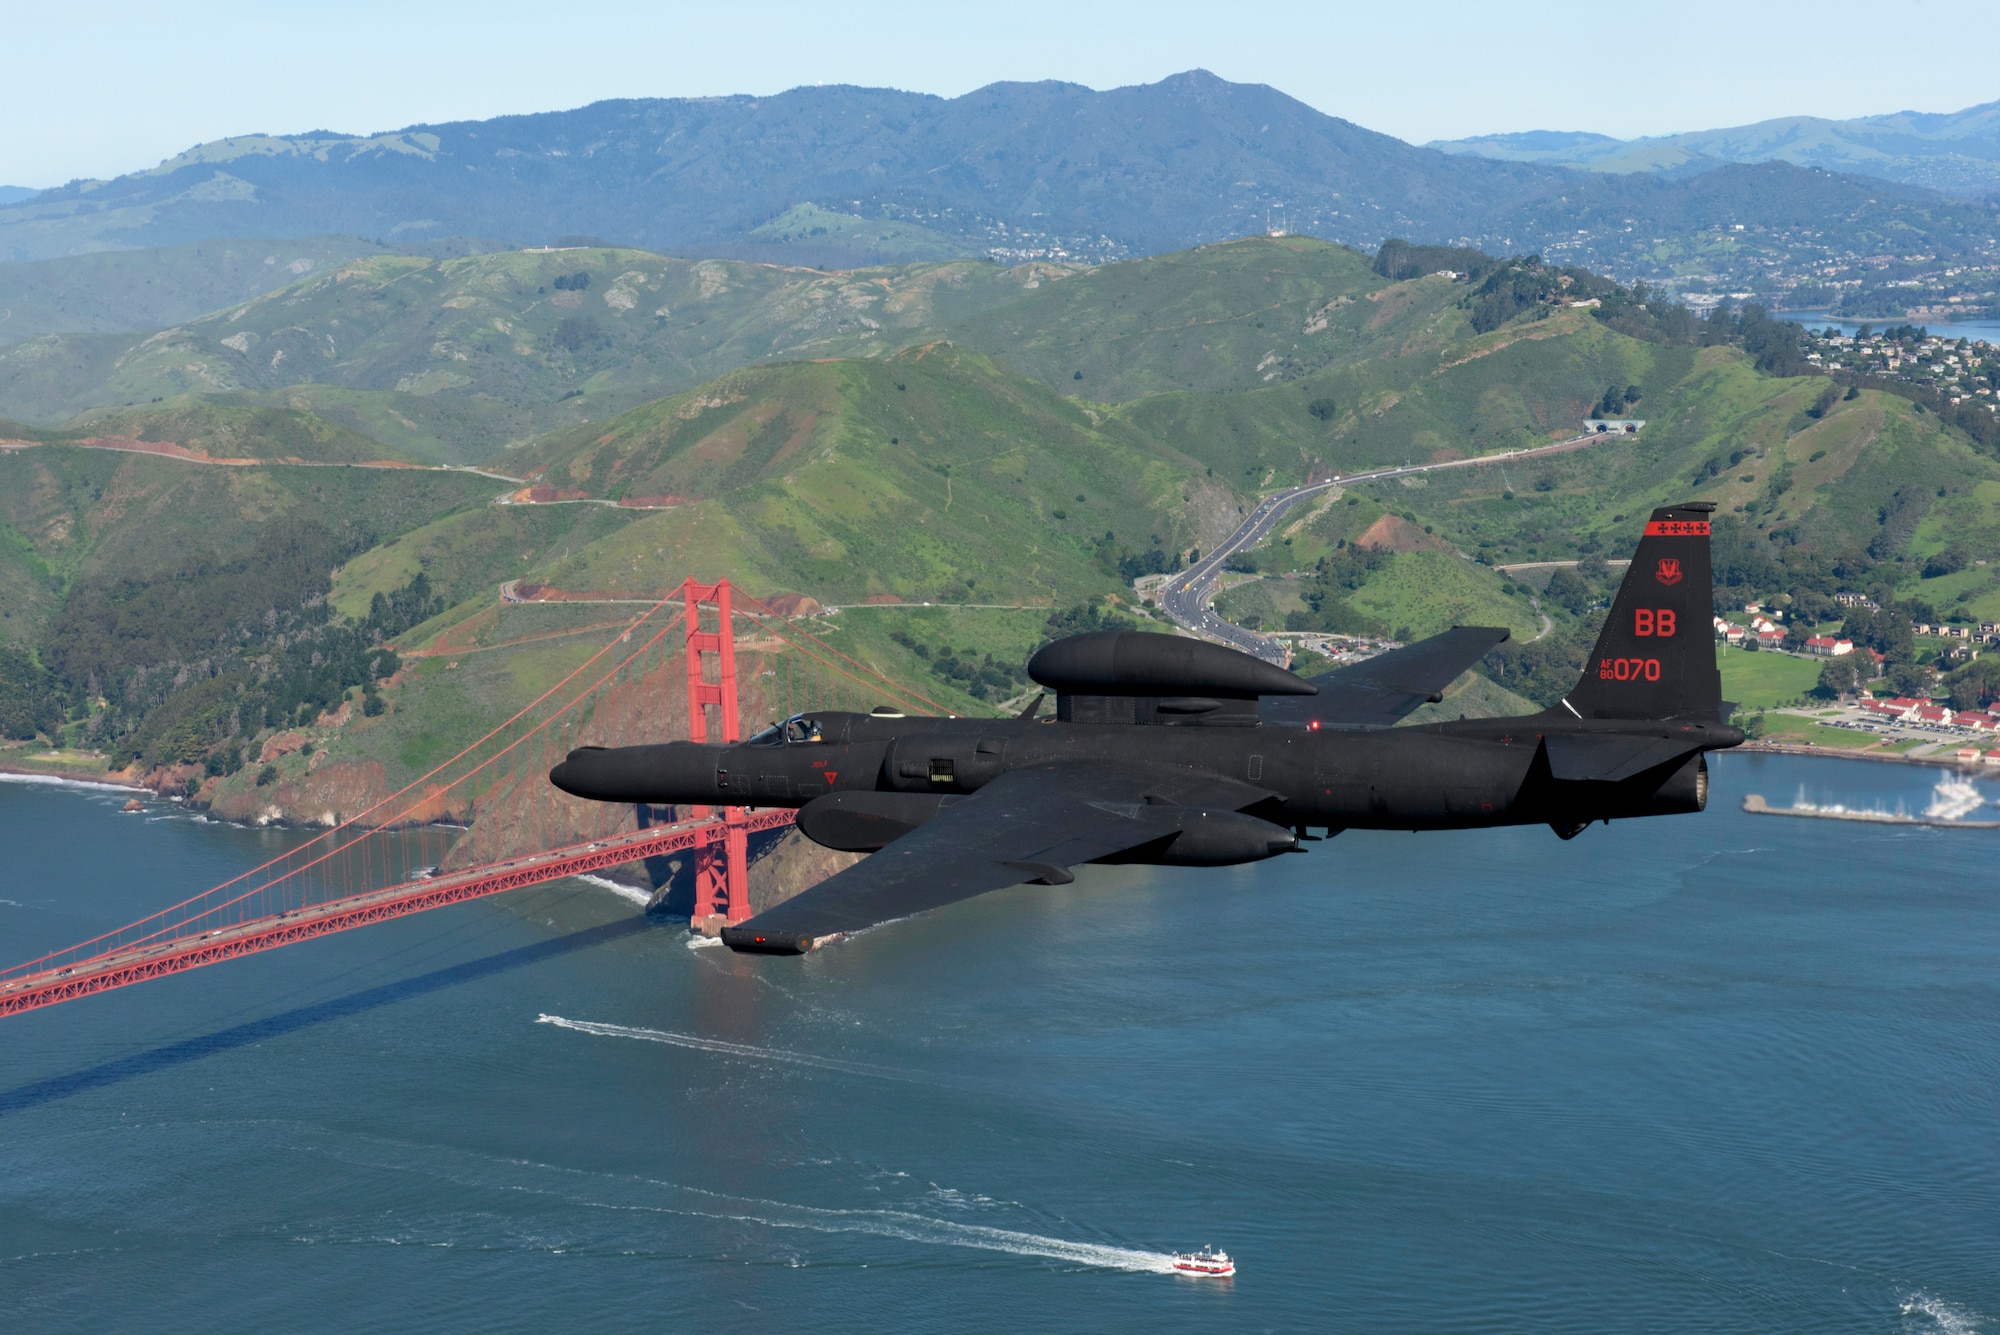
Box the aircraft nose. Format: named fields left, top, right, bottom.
left=548, top=742, right=719, bottom=803
left=547, top=746, right=611, bottom=799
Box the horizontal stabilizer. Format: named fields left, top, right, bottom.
left=1543, top=733, right=1700, bottom=783
left=1264, top=625, right=1510, bottom=730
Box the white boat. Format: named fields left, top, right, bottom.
left=1172, top=1247, right=1235, bottom=1277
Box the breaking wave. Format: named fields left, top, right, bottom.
left=571, top=874, right=652, bottom=907
left=0, top=772, right=147, bottom=795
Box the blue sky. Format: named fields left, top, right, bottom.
left=5, top=0, right=1994, bottom=187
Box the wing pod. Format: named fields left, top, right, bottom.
left=1028, top=632, right=1314, bottom=697
left=1099, top=808, right=1300, bottom=867
left=1028, top=631, right=1313, bottom=727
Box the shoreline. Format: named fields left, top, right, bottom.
left=1734, top=740, right=1977, bottom=770
left=0, top=761, right=149, bottom=792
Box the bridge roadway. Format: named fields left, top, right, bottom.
left=1157, top=430, right=1627, bottom=663
left=0, top=808, right=796, bottom=1018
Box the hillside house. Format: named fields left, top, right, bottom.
left=1804, top=635, right=1854, bottom=656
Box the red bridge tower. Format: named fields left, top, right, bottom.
left=681, top=578, right=752, bottom=925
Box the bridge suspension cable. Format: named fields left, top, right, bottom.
left=0, top=578, right=933, bottom=1018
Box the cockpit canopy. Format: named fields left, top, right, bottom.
left=748, top=713, right=827, bottom=746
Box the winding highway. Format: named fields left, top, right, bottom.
left=1157, top=429, right=1630, bottom=662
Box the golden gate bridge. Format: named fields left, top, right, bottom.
left=0, top=580, right=949, bottom=1018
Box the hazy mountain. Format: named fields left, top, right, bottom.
left=0, top=187, right=39, bottom=206
left=5, top=74, right=1992, bottom=323
left=1434, top=98, right=2000, bottom=198
left=1482, top=161, right=1999, bottom=280
left=0, top=235, right=387, bottom=347
left=0, top=71, right=1569, bottom=264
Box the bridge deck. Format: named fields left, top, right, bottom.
left=0, top=808, right=795, bottom=1018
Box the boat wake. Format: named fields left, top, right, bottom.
left=309, top=1131, right=1180, bottom=1274
left=535, top=1014, right=913, bottom=1082
left=652, top=1185, right=1182, bottom=1273
left=1900, top=1290, right=1986, bottom=1334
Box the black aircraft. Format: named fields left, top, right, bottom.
left=551, top=504, right=1742, bottom=954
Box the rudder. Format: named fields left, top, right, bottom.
left=1565, top=502, right=1722, bottom=721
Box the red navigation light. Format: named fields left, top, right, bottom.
left=1308, top=720, right=1320, bottom=731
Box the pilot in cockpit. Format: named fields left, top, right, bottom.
left=749, top=714, right=825, bottom=745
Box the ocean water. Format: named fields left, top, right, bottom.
left=1, top=754, right=1995, bottom=1333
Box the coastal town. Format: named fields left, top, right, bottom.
left=1716, top=594, right=2000, bottom=763
left=1801, top=323, right=1999, bottom=411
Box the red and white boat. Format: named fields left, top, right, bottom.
left=1172, top=1247, right=1235, bottom=1277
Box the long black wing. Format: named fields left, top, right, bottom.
left=1262, top=625, right=1511, bottom=729
left=721, top=763, right=1269, bottom=954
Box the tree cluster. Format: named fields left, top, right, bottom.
left=1372, top=239, right=1499, bottom=283
left=1042, top=601, right=1139, bottom=642
left=1281, top=545, right=1394, bottom=637
left=888, top=628, right=1027, bottom=702
left=549, top=315, right=607, bottom=353
left=25, top=504, right=446, bottom=772
left=0, top=646, right=62, bottom=742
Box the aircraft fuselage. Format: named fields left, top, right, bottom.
left=551, top=707, right=1739, bottom=840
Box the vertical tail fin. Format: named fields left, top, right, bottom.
left=1565, top=503, right=1723, bottom=722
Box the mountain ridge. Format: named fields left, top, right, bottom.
left=0, top=72, right=1566, bottom=265
left=1433, top=97, right=2000, bottom=198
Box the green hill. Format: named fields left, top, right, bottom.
left=946, top=236, right=1469, bottom=401
left=65, top=399, right=411, bottom=463
left=0, top=444, right=493, bottom=652
left=0, top=247, right=1068, bottom=457
left=13, top=232, right=2000, bottom=814
left=505, top=343, right=1223, bottom=605
left=0, top=235, right=387, bottom=348
left=732, top=204, right=980, bottom=267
